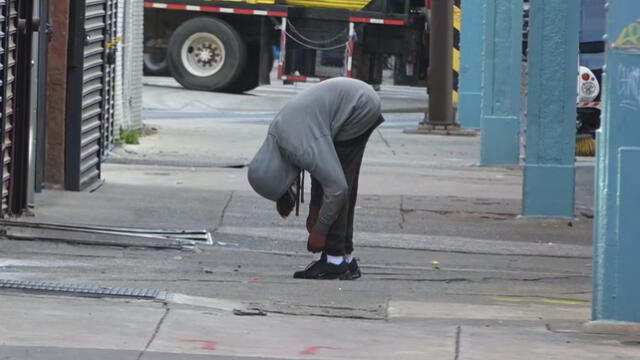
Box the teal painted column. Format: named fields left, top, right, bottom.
left=479, top=0, right=522, bottom=165
left=457, top=0, right=484, bottom=129
left=593, top=0, right=640, bottom=323
left=522, top=0, right=579, bottom=218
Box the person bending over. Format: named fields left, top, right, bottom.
left=248, top=77, right=383, bottom=280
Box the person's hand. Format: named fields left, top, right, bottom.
left=307, top=230, right=326, bottom=253
left=306, top=207, right=320, bottom=234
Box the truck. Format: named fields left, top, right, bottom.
left=142, top=0, right=429, bottom=93
left=576, top=0, right=605, bottom=138
left=145, top=0, right=604, bottom=155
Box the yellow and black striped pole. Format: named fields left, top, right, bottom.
left=453, top=0, right=461, bottom=104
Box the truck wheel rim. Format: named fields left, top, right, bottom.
left=181, top=32, right=225, bottom=77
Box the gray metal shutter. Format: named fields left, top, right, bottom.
left=0, top=0, right=17, bottom=213
left=0, top=0, right=37, bottom=216
left=66, top=0, right=108, bottom=191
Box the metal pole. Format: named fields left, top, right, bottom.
left=452, top=0, right=460, bottom=104
left=521, top=0, right=579, bottom=217
left=425, top=0, right=454, bottom=128
left=34, top=0, right=50, bottom=194
left=277, top=17, right=287, bottom=80
left=28, top=0, right=42, bottom=204
left=345, top=22, right=355, bottom=78
left=478, top=0, right=522, bottom=166
left=592, top=0, right=640, bottom=324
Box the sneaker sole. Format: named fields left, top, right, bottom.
left=339, top=271, right=353, bottom=280
left=348, top=270, right=361, bottom=280
left=302, top=270, right=352, bottom=280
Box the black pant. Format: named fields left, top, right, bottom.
left=310, top=117, right=382, bottom=256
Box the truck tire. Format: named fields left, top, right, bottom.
left=224, top=42, right=262, bottom=93
left=143, top=39, right=169, bottom=76
left=167, top=17, right=246, bottom=91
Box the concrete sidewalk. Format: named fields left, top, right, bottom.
left=1, top=291, right=638, bottom=359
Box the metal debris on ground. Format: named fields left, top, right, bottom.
left=0, top=220, right=213, bottom=245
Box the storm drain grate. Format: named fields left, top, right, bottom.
left=0, top=279, right=167, bottom=300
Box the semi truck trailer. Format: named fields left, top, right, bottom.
left=143, top=0, right=429, bottom=93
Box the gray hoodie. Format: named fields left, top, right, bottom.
left=248, top=78, right=382, bottom=234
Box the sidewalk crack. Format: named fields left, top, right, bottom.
left=377, top=130, right=396, bottom=156
left=399, top=195, right=405, bottom=230
left=214, top=191, right=235, bottom=232
left=137, top=306, right=170, bottom=360
left=454, top=325, right=462, bottom=360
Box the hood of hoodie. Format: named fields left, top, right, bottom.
left=248, top=134, right=299, bottom=201
left=248, top=78, right=381, bottom=205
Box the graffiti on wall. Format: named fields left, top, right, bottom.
left=615, top=19, right=640, bottom=46
left=618, top=64, right=640, bottom=110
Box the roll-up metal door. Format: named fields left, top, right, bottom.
left=0, top=0, right=35, bottom=216
left=0, top=0, right=14, bottom=213
left=12, top=0, right=34, bottom=214
left=66, top=0, right=108, bottom=191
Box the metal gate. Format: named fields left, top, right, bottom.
left=65, top=0, right=117, bottom=191
left=0, top=0, right=35, bottom=216
left=102, top=0, right=117, bottom=159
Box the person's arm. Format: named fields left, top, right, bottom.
left=305, top=136, right=348, bottom=235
